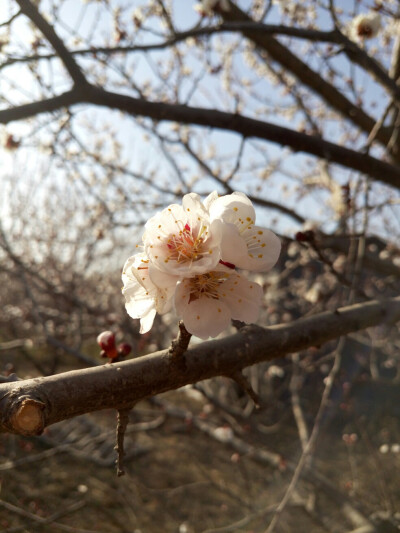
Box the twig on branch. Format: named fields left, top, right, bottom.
left=296, top=231, right=369, bottom=299
left=0, top=498, right=87, bottom=533
left=178, top=138, right=306, bottom=224
left=168, top=321, right=192, bottom=358
left=115, top=406, right=134, bottom=477
left=229, top=370, right=260, bottom=408
left=0, top=296, right=398, bottom=437
left=265, top=338, right=345, bottom=533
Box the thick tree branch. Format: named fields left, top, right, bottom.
left=0, top=296, right=399, bottom=437
left=0, top=89, right=81, bottom=123
left=1, top=85, right=399, bottom=189
left=83, top=86, right=400, bottom=190
left=15, top=0, right=88, bottom=87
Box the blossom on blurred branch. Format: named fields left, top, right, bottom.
left=349, top=11, right=381, bottom=41
left=122, top=192, right=280, bottom=339
left=194, top=0, right=230, bottom=17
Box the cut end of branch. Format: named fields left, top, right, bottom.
left=10, top=398, right=46, bottom=436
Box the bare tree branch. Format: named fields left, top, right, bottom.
left=1, top=85, right=399, bottom=190
left=15, top=0, right=88, bottom=87
left=1, top=296, right=399, bottom=437
left=222, top=3, right=394, bottom=153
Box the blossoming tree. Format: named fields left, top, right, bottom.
left=0, top=0, right=400, bottom=530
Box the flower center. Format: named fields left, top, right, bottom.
left=165, top=223, right=208, bottom=263
left=187, top=271, right=230, bottom=302
left=357, top=23, right=373, bottom=37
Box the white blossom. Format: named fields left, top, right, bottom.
left=122, top=253, right=178, bottom=334
left=349, top=12, right=381, bottom=41
left=212, top=426, right=234, bottom=443
left=174, top=267, right=263, bottom=339
left=143, top=193, right=222, bottom=278
left=208, top=192, right=281, bottom=272
left=123, top=191, right=280, bottom=339
left=194, top=0, right=230, bottom=17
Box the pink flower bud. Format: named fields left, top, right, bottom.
left=118, top=343, right=132, bottom=357
left=96, top=331, right=116, bottom=351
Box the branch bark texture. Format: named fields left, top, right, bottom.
left=1, top=296, right=399, bottom=436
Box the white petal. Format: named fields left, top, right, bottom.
left=182, top=192, right=208, bottom=218
left=203, top=190, right=219, bottom=211
left=122, top=253, right=147, bottom=284
left=240, top=226, right=281, bottom=272
left=219, top=222, right=249, bottom=267
left=124, top=291, right=155, bottom=320
left=148, top=264, right=178, bottom=313
left=209, top=191, right=255, bottom=226
left=122, top=252, right=175, bottom=328
left=175, top=282, right=231, bottom=340
left=219, top=273, right=263, bottom=324
left=148, top=263, right=179, bottom=289
left=139, top=309, right=157, bottom=334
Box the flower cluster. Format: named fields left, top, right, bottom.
left=122, top=192, right=281, bottom=340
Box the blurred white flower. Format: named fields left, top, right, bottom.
left=174, top=267, right=263, bottom=339
left=212, top=426, right=234, bottom=442
left=305, top=282, right=322, bottom=304
left=267, top=365, right=285, bottom=378
left=194, top=0, right=230, bottom=17
left=391, top=443, right=400, bottom=454
left=379, top=443, right=389, bottom=454
left=349, top=12, right=381, bottom=41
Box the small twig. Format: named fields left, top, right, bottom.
left=265, top=338, right=345, bottom=533
left=115, top=406, right=134, bottom=477
left=231, top=319, right=246, bottom=330
left=299, top=231, right=369, bottom=300
left=229, top=370, right=260, bottom=408
left=290, top=354, right=309, bottom=451
left=168, top=321, right=192, bottom=357
left=201, top=503, right=277, bottom=533
left=0, top=498, right=86, bottom=533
